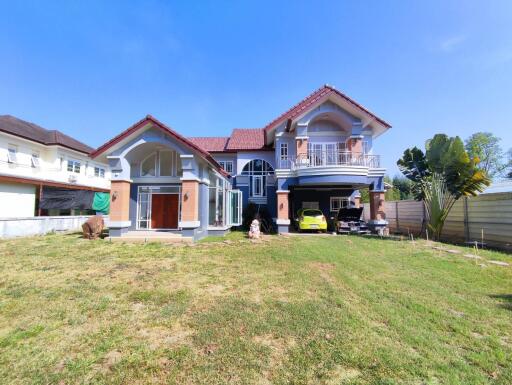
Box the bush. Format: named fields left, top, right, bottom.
left=242, top=203, right=276, bottom=233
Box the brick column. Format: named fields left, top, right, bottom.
left=369, top=191, right=386, bottom=221
left=276, top=190, right=290, bottom=233
left=180, top=180, right=199, bottom=228
left=347, top=136, right=363, bottom=165
left=109, top=180, right=131, bottom=236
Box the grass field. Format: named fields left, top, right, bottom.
left=0, top=232, right=511, bottom=385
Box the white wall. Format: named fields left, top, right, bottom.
left=0, top=183, right=36, bottom=217
left=0, top=215, right=96, bottom=238
left=0, top=132, right=110, bottom=190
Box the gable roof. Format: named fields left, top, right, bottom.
left=188, top=129, right=268, bottom=152
left=263, top=84, right=392, bottom=132
left=187, top=137, right=230, bottom=152
left=91, top=115, right=228, bottom=176
left=225, top=129, right=266, bottom=151
left=0, top=115, right=94, bottom=154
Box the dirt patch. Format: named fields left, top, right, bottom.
left=136, top=322, right=193, bottom=350
left=324, top=365, right=361, bottom=384
left=102, top=350, right=122, bottom=372
left=253, top=334, right=297, bottom=358
left=309, top=262, right=337, bottom=284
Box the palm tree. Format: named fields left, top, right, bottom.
left=398, top=134, right=490, bottom=240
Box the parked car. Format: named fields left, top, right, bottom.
left=335, top=208, right=369, bottom=234
left=295, top=208, right=328, bottom=232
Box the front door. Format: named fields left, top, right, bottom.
left=151, top=194, right=179, bottom=229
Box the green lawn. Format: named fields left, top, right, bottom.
left=1, top=232, right=511, bottom=385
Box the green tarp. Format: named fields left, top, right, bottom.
left=92, top=192, right=110, bottom=214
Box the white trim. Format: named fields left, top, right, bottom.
left=179, top=220, right=200, bottom=228
left=276, top=219, right=291, bottom=225
left=179, top=154, right=194, bottom=159
left=109, top=221, right=132, bottom=228
left=132, top=176, right=181, bottom=184
left=367, top=220, right=388, bottom=225
left=295, top=136, right=309, bottom=140
left=111, top=178, right=133, bottom=183
left=297, top=166, right=370, bottom=177
left=208, top=225, right=230, bottom=231
left=276, top=190, right=290, bottom=194
left=180, top=177, right=201, bottom=182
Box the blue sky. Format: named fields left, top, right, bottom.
left=1, top=0, right=511, bottom=175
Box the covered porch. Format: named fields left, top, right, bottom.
left=276, top=175, right=387, bottom=234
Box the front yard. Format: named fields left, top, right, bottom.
left=1, top=233, right=511, bottom=384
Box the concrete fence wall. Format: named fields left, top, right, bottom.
left=0, top=216, right=98, bottom=238
left=363, top=192, right=512, bottom=251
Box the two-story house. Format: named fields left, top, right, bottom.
left=91, top=85, right=390, bottom=240
left=0, top=115, right=110, bottom=218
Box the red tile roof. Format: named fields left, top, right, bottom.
left=187, top=129, right=268, bottom=152
left=91, top=115, right=228, bottom=176
left=0, top=115, right=94, bottom=154
left=225, top=128, right=266, bottom=151
left=263, top=84, right=391, bottom=131
left=187, top=137, right=229, bottom=152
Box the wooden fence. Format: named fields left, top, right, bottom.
left=362, top=192, right=512, bottom=251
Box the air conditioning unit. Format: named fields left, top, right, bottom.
left=68, top=175, right=77, bottom=183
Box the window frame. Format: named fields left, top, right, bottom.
left=279, top=143, right=288, bottom=160
left=31, top=152, right=40, bottom=168
left=7, top=145, right=17, bottom=164
left=94, top=166, right=105, bottom=178
left=219, top=160, right=233, bottom=174
left=67, top=159, right=81, bottom=174
left=140, top=152, right=157, bottom=177
left=330, top=196, right=349, bottom=212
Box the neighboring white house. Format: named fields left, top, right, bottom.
left=0, top=115, right=110, bottom=218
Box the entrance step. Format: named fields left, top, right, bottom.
left=106, top=231, right=193, bottom=244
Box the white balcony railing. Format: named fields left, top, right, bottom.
left=278, top=151, right=380, bottom=170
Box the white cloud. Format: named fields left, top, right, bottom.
left=440, top=35, right=467, bottom=52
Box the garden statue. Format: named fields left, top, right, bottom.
left=82, top=215, right=104, bottom=239
left=248, top=219, right=261, bottom=239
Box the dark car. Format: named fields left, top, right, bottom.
left=335, top=208, right=369, bottom=235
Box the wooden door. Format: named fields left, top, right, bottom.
left=151, top=194, right=179, bottom=229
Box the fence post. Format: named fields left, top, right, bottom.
left=395, top=201, right=399, bottom=232
left=463, top=196, right=469, bottom=242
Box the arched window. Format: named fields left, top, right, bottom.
left=242, top=159, right=274, bottom=197
left=141, top=153, right=157, bottom=177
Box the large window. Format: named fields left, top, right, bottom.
left=241, top=159, right=274, bottom=198
left=159, top=150, right=177, bottom=176
left=209, top=177, right=225, bottom=227
left=140, top=153, right=157, bottom=177
left=139, top=151, right=180, bottom=177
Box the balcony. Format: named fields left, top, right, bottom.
left=278, top=151, right=381, bottom=170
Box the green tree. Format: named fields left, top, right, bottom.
left=507, top=149, right=512, bottom=179
left=398, top=134, right=490, bottom=240
left=465, top=132, right=505, bottom=178
left=384, top=175, right=401, bottom=201
left=392, top=175, right=414, bottom=200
